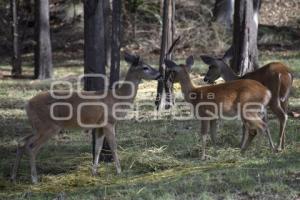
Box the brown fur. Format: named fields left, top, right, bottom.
left=11, top=54, right=161, bottom=184
left=166, top=58, right=275, bottom=160
left=203, top=60, right=293, bottom=151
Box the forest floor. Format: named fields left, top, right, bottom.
left=0, top=51, right=299, bottom=199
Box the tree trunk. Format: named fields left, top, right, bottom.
left=155, top=0, right=175, bottom=110
left=131, top=12, right=137, bottom=41
left=109, top=0, right=121, bottom=88
left=213, top=0, right=234, bottom=29
left=84, top=0, right=112, bottom=162
left=11, top=0, right=22, bottom=77
left=160, top=0, right=164, bottom=16
left=34, top=0, right=53, bottom=80
left=84, top=0, right=106, bottom=90
left=232, top=0, right=260, bottom=75
left=103, top=0, right=111, bottom=67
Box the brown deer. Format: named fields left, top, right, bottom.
left=164, top=56, right=275, bottom=160
left=201, top=56, right=293, bottom=151
left=11, top=53, right=161, bottom=184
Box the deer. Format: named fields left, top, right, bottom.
left=164, top=56, right=275, bottom=160
left=11, top=53, right=161, bottom=184
left=201, top=55, right=293, bottom=151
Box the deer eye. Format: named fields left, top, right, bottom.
left=143, top=67, right=149, bottom=71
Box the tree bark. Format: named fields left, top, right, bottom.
left=34, top=0, right=53, bottom=80
left=213, top=0, right=234, bottom=29
left=155, top=0, right=175, bottom=110
left=11, top=0, right=22, bottom=77
left=84, top=0, right=112, bottom=162
left=109, top=0, right=121, bottom=88
left=131, top=11, right=137, bottom=40
left=84, top=0, right=106, bottom=90
left=103, top=0, right=111, bottom=67
left=232, top=0, right=260, bottom=75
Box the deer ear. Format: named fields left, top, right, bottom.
left=164, top=59, right=178, bottom=69
left=124, top=52, right=140, bottom=66
left=186, top=55, right=194, bottom=69
left=200, top=55, right=217, bottom=65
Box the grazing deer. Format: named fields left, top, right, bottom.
left=164, top=56, right=275, bottom=160
left=201, top=56, right=293, bottom=151
left=11, top=53, right=161, bottom=184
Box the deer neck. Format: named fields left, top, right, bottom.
left=116, top=72, right=140, bottom=103
left=177, top=70, right=195, bottom=101
left=219, top=64, right=239, bottom=81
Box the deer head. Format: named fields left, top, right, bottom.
left=201, top=55, right=225, bottom=84
left=164, top=55, right=194, bottom=79
left=124, top=52, right=161, bottom=80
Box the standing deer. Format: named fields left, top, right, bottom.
left=201, top=56, right=293, bottom=151
left=11, top=53, right=161, bottom=184
left=164, top=56, right=275, bottom=160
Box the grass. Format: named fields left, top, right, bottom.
left=0, top=52, right=300, bottom=199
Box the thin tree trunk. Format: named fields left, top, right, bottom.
left=232, top=0, right=260, bottom=75
left=11, top=0, right=22, bottom=77
left=155, top=0, right=175, bottom=110
left=160, top=0, right=164, bottom=16
left=34, top=0, right=53, bottom=80
left=131, top=13, right=136, bottom=40
left=84, top=0, right=111, bottom=162
left=103, top=0, right=111, bottom=67
left=72, top=0, right=77, bottom=23
left=109, top=0, right=121, bottom=88
left=213, top=0, right=234, bottom=29
left=84, top=0, right=106, bottom=89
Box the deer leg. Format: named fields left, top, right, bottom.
left=280, top=100, right=289, bottom=150
left=10, top=134, right=34, bottom=182
left=265, top=125, right=275, bottom=152
left=245, top=106, right=269, bottom=148
left=11, top=146, right=24, bottom=182
left=92, top=129, right=105, bottom=176
left=247, top=130, right=257, bottom=147
left=243, top=108, right=268, bottom=148
left=29, top=149, right=38, bottom=184
left=241, top=129, right=257, bottom=153
left=200, top=120, right=209, bottom=160
left=209, top=119, right=218, bottom=146
left=240, top=125, right=250, bottom=154
left=241, top=111, right=262, bottom=152
left=281, top=100, right=289, bottom=113
left=262, top=109, right=276, bottom=152
left=270, top=100, right=288, bottom=151
left=253, top=116, right=275, bottom=152
left=240, top=125, right=246, bottom=148
left=27, top=127, right=60, bottom=184
left=19, top=134, right=40, bottom=184
left=104, top=124, right=121, bottom=174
